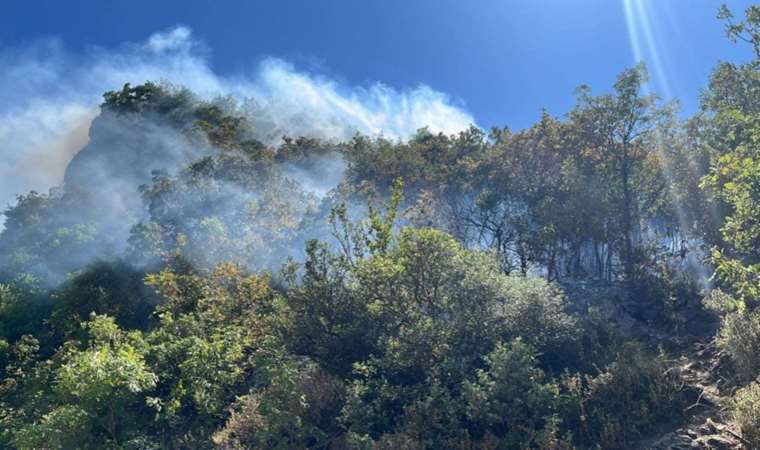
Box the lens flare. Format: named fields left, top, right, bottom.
left=622, top=0, right=711, bottom=287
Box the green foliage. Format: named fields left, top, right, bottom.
left=192, top=104, right=251, bottom=150
left=0, top=280, right=52, bottom=343
left=128, top=143, right=319, bottom=271
left=102, top=82, right=196, bottom=123
left=212, top=361, right=345, bottom=450
left=294, top=219, right=592, bottom=448
left=570, top=63, right=672, bottom=281
left=702, top=5, right=760, bottom=306
left=710, top=302, right=760, bottom=382
left=462, top=339, right=569, bottom=448
left=340, top=65, right=675, bottom=283
left=0, top=335, right=51, bottom=448
left=732, top=381, right=760, bottom=447
left=0, top=189, right=105, bottom=284
left=141, top=263, right=281, bottom=447
left=289, top=220, right=582, bottom=378
left=0, top=198, right=692, bottom=449
left=50, top=260, right=155, bottom=338
left=4, top=8, right=759, bottom=446
left=579, top=345, right=687, bottom=449
left=701, top=4, right=760, bottom=394
left=718, top=4, right=760, bottom=59
left=12, top=316, right=157, bottom=450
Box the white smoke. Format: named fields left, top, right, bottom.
left=0, top=26, right=475, bottom=226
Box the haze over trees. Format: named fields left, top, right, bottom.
left=1, top=5, right=760, bottom=450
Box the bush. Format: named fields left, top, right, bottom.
left=462, top=339, right=573, bottom=448
left=705, top=289, right=760, bottom=382
left=50, top=260, right=157, bottom=338
left=288, top=227, right=581, bottom=379
left=718, top=310, right=760, bottom=382
left=732, top=382, right=760, bottom=447
left=579, top=343, right=687, bottom=448
left=0, top=278, right=53, bottom=343
left=496, top=277, right=580, bottom=371
left=212, top=361, right=345, bottom=450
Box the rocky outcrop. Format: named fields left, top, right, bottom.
left=64, top=110, right=211, bottom=193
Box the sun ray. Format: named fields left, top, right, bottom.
left=622, top=0, right=711, bottom=288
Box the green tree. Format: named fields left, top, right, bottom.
left=12, top=316, right=157, bottom=450
left=701, top=4, right=760, bottom=305
left=570, top=63, right=670, bottom=281
left=143, top=263, right=284, bottom=448
left=463, top=339, right=569, bottom=448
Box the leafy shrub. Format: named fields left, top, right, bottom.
left=495, top=277, right=580, bottom=371
left=705, top=289, right=760, bottom=382
left=50, top=260, right=156, bottom=338
left=462, top=339, right=573, bottom=448
left=717, top=310, right=760, bottom=382
left=732, top=381, right=760, bottom=447
left=0, top=280, right=53, bottom=343
left=579, top=343, right=687, bottom=448
left=213, top=361, right=345, bottom=450
left=12, top=316, right=157, bottom=450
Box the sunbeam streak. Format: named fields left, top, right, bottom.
left=633, top=0, right=673, bottom=97
left=622, top=0, right=711, bottom=288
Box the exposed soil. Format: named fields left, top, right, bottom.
left=645, top=341, right=746, bottom=450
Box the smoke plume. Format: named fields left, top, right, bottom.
left=0, top=26, right=475, bottom=227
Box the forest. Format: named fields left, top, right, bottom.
left=1, top=5, right=760, bottom=450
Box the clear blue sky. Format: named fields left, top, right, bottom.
left=0, top=0, right=756, bottom=129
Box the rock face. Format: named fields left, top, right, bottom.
left=59, top=110, right=215, bottom=252
left=64, top=110, right=211, bottom=194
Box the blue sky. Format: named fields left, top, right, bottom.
left=0, top=1, right=757, bottom=225
left=1, top=0, right=756, bottom=130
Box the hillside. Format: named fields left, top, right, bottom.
left=1, top=6, right=760, bottom=450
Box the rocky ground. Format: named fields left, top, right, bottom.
left=646, top=341, right=746, bottom=450
left=561, top=280, right=750, bottom=449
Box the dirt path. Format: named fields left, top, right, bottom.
left=644, top=341, right=746, bottom=450
left=560, top=280, right=748, bottom=449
